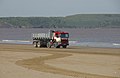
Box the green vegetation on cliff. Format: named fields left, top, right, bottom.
left=0, top=14, right=120, bottom=28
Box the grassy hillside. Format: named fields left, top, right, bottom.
left=64, top=14, right=120, bottom=28
left=0, top=14, right=120, bottom=28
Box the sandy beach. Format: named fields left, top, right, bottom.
left=0, top=44, right=120, bottom=78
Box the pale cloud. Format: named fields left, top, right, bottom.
left=0, top=0, right=120, bottom=17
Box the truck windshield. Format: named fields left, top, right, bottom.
left=60, top=34, right=69, bottom=38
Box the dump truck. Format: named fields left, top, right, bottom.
left=32, top=30, right=69, bottom=48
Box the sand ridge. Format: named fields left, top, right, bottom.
left=0, top=44, right=120, bottom=78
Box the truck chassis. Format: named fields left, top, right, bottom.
left=32, top=30, right=69, bottom=48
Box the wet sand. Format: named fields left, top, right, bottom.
left=0, top=44, right=120, bottom=78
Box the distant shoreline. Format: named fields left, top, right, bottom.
left=1, top=40, right=120, bottom=49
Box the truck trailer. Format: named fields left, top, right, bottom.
left=32, top=30, right=69, bottom=48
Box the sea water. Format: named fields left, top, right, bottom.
left=0, top=28, right=120, bottom=48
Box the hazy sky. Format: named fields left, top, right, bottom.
left=0, top=0, right=120, bottom=17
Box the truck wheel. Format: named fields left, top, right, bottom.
left=54, top=43, right=57, bottom=48
left=37, top=42, right=41, bottom=47
left=33, top=42, right=38, bottom=48
left=56, top=46, right=60, bottom=48
left=47, top=42, right=51, bottom=48
left=54, top=43, right=60, bottom=48
left=63, top=45, right=67, bottom=48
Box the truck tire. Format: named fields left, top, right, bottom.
left=57, top=46, right=60, bottom=48
left=54, top=43, right=60, bottom=48
left=33, top=42, right=38, bottom=48
left=37, top=41, right=41, bottom=47
left=62, top=45, right=67, bottom=48
left=47, top=42, right=51, bottom=48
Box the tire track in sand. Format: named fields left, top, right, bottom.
left=16, top=52, right=118, bottom=78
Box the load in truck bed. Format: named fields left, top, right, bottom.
left=32, top=33, right=51, bottom=48
left=32, top=33, right=50, bottom=39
